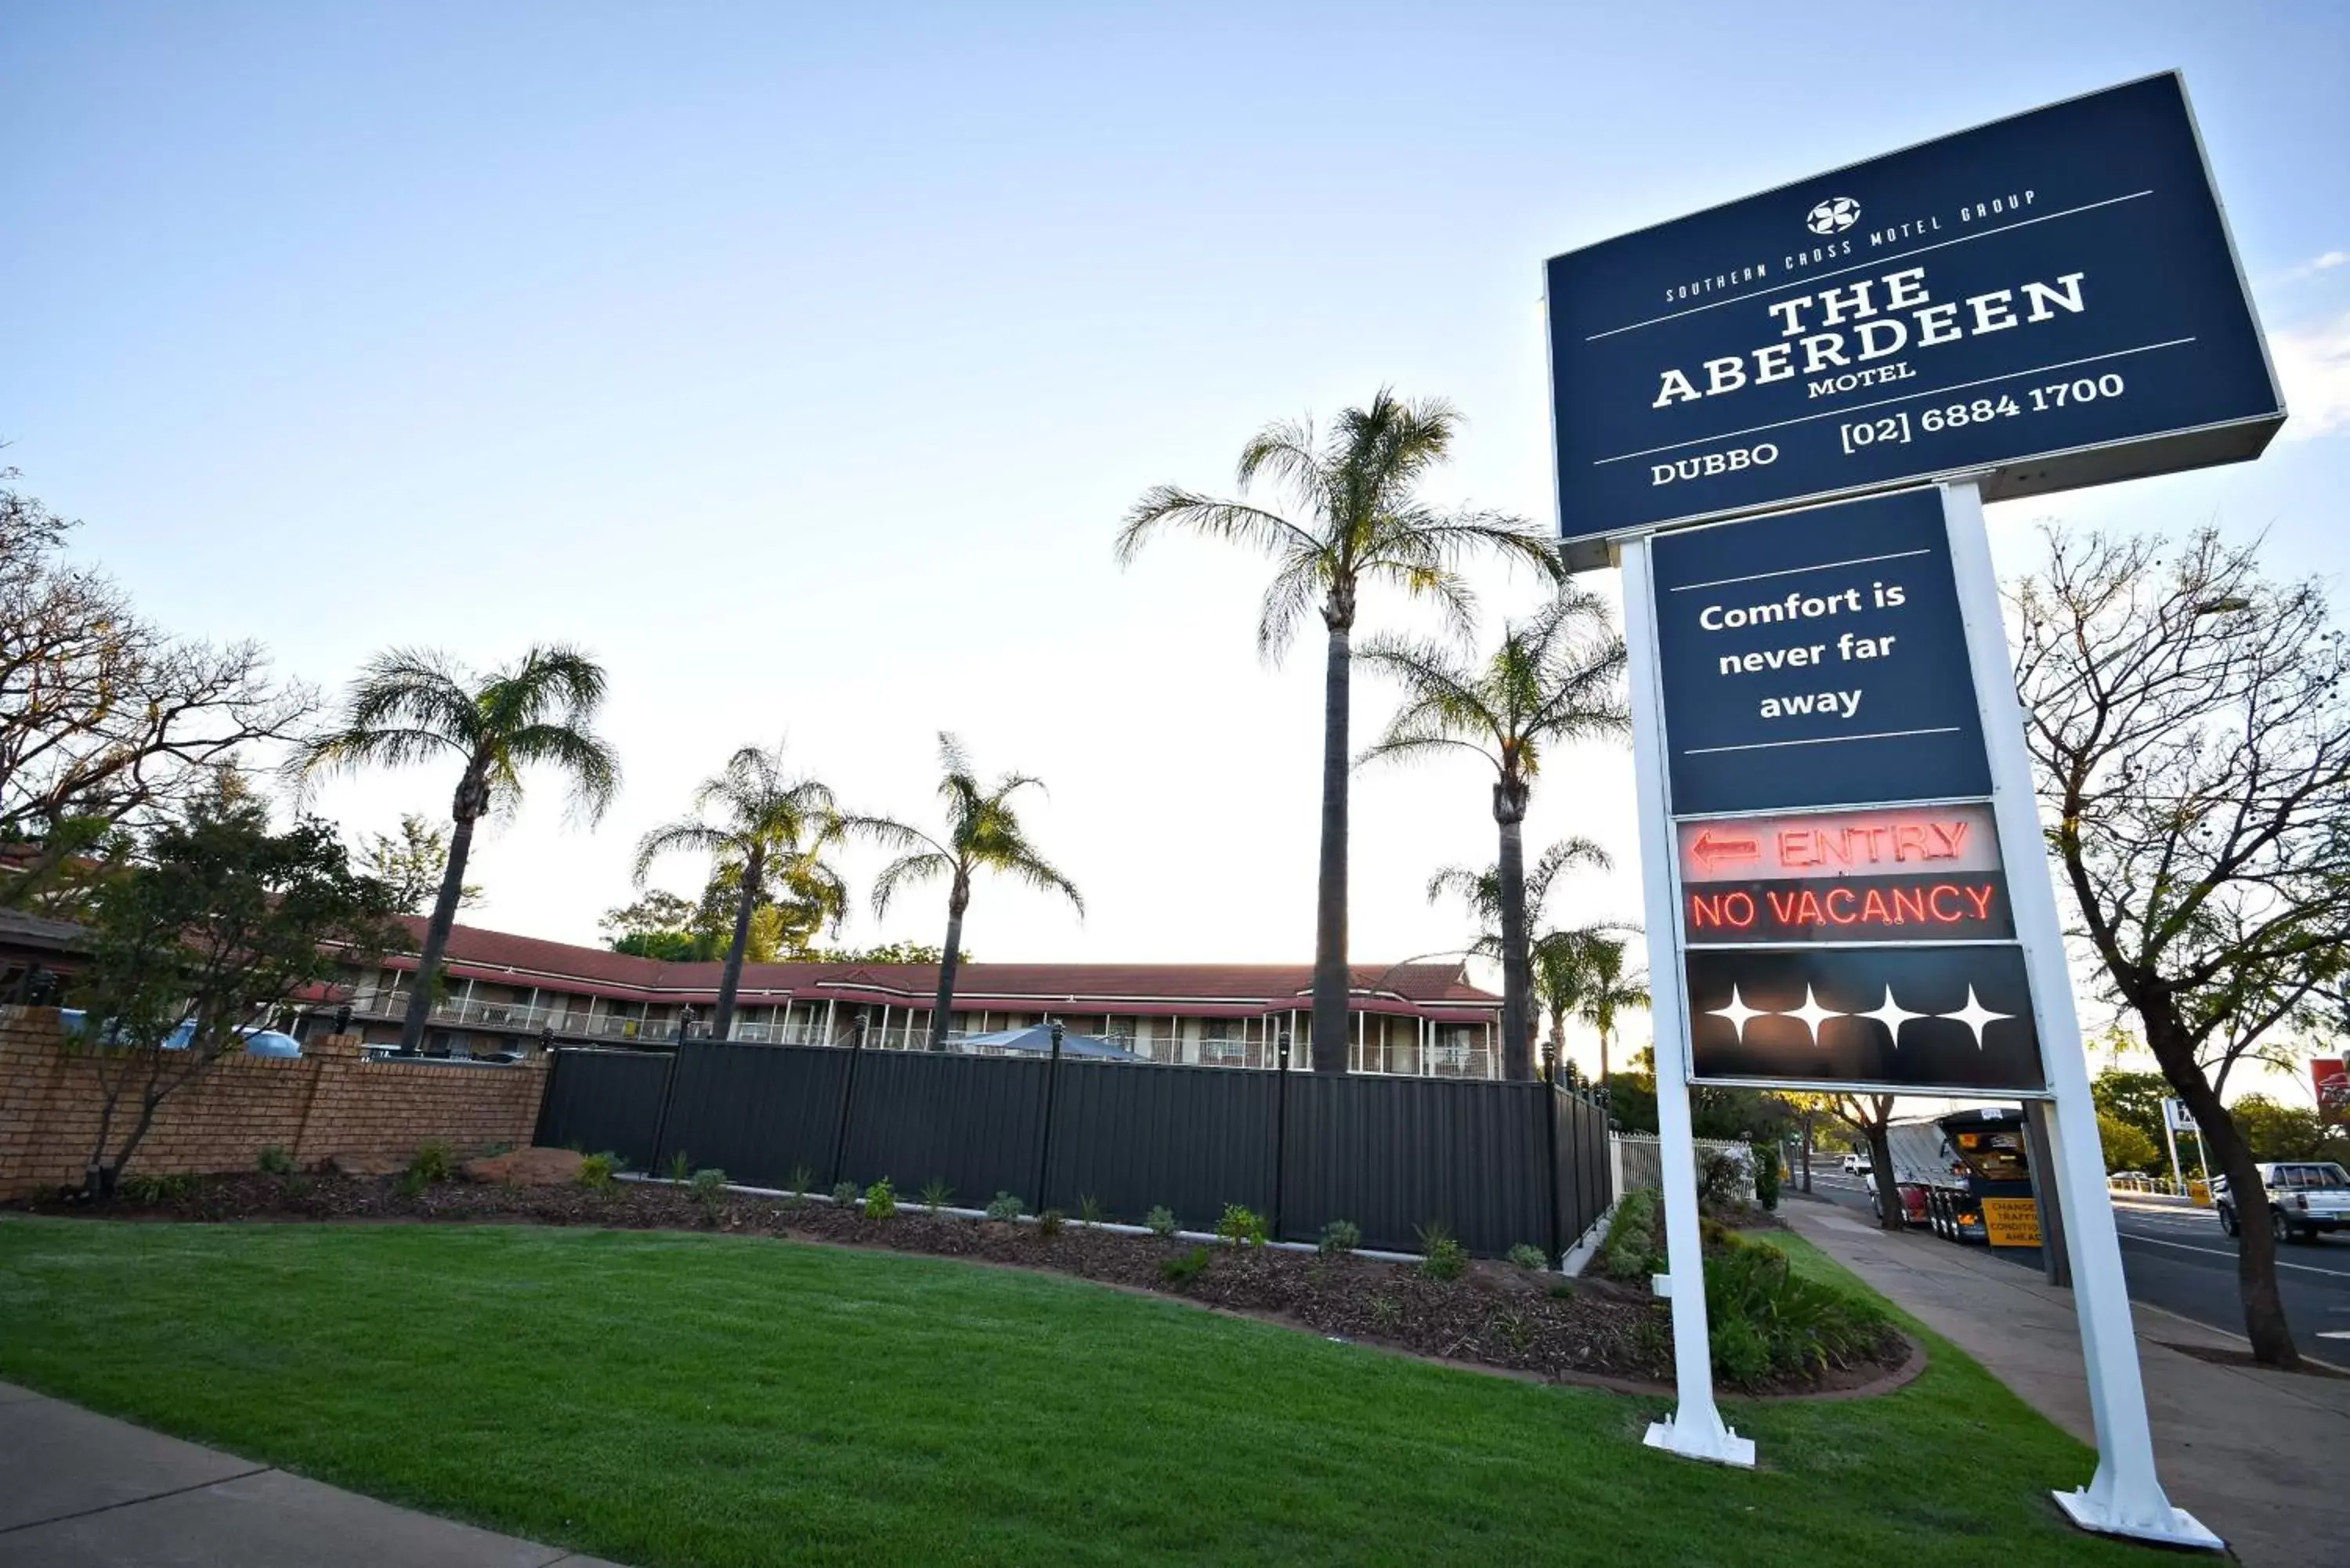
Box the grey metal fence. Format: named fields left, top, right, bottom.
left=533, top=1047, right=673, bottom=1169
left=537, top=1039, right=1614, bottom=1261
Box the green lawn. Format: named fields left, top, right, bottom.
left=0, top=1217, right=2149, bottom=1567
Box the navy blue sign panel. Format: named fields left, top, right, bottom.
left=1548, top=74, right=2282, bottom=568
left=1687, top=945, right=2045, bottom=1092
left=1652, top=488, right=1988, bottom=815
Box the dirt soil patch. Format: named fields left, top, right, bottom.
left=13, top=1172, right=1911, bottom=1396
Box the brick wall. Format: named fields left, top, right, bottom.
left=0, top=1006, right=549, bottom=1197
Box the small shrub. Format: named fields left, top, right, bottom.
left=1160, top=1245, right=1211, bottom=1286
left=577, top=1152, right=617, bottom=1191
left=986, top=1191, right=1025, bottom=1223
left=690, top=1168, right=728, bottom=1219
left=283, top=1172, right=314, bottom=1198
left=1077, top=1193, right=1104, bottom=1228
left=1548, top=1279, right=1575, bottom=1300
left=1751, top=1140, right=1782, bottom=1212
left=830, top=1180, right=861, bottom=1208
left=1506, top=1242, right=1548, bottom=1271
left=1704, top=1239, right=1892, bottom=1389
left=1416, top=1222, right=1466, bottom=1281
left=1631, top=1311, right=1672, bottom=1365
left=863, top=1177, right=897, bottom=1219
left=1366, top=1293, right=1401, bottom=1331
left=395, top=1168, right=428, bottom=1199
left=1491, top=1307, right=1535, bottom=1352
left=119, top=1172, right=195, bottom=1205
left=1037, top=1208, right=1066, bottom=1238
left=667, top=1151, right=691, bottom=1182
left=256, top=1145, right=296, bottom=1176
left=788, top=1162, right=814, bottom=1198
left=1216, top=1203, right=1267, bottom=1248
left=1318, top=1219, right=1361, bottom=1256
left=1697, top=1150, right=1751, bottom=1214
left=1144, top=1205, right=1177, bottom=1237
left=1711, top=1314, right=1773, bottom=1387
left=407, top=1139, right=455, bottom=1185
left=1597, top=1188, right=1664, bottom=1283
left=920, top=1178, right=953, bottom=1214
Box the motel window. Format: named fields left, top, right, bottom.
left=1201, top=1020, right=1246, bottom=1064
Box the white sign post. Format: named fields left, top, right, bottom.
left=1942, top=480, right=2219, bottom=1548
left=1623, top=533, right=1752, bottom=1468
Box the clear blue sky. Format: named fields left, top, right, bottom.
left=5, top=3, right=2346, bottom=1075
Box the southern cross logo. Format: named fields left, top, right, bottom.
left=1806, top=196, right=1861, bottom=235
left=1705, top=984, right=2012, bottom=1047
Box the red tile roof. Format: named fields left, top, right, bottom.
left=352, top=919, right=1499, bottom=1017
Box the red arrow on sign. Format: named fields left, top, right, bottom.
left=1691, top=829, right=1760, bottom=870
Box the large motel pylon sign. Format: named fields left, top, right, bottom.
left=1545, top=72, right=2283, bottom=1550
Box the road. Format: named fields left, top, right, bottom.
left=1795, top=1166, right=2350, bottom=1366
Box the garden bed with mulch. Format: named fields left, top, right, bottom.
left=12, top=1169, right=1915, bottom=1397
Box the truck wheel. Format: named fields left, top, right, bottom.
left=2273, top=1208, right=2307, bottom=1245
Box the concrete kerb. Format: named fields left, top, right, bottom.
left=618, top=1172, right=1481, bottom=1271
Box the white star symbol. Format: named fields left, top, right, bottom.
left=1706, top=986, right=1767, bottom=1041
left=1784, top=985, right=1842, bottom=1045
left=1856, top=985, right=1929, bottom=1045
left=1938, top=986, right=2015, bottom=1047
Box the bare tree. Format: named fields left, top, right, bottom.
left=1, top=474, right=312, bottom=910
left=1823, top=1093, right=1904, bottom=1230
left=2013, top=525, right=2350, bottom=1367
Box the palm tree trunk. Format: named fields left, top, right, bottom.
left=930, top=901, right=967, bottom=1052
left=400, top=810, right=477, bottom=1053
left=1598, top=1027, right=1611, bottom=1100
left=714, top=846, right=761, bottom=1042
left=1311, top=620, right=1351, bottom=1072
left=1494, top=786, right=1532, bottom=1082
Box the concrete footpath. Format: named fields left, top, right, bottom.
left=1781, top=1196, right=2350, bottom=1568
left=0, top=1382, right=627, bottom=1567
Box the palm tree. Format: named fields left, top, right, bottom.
left=634, top=743, right=841, bottom=1040
left=1427, top=838, right=1614, bottom=1074
left=295, top=645, right=618, bottom=1053
left=1531, top=930, right=1596, bottom=1081
left=856, top=734, right=1082, bottom=1049
left=1571, top=934, right=1648, bottom=1098
left=1361, top=587, right=1628, bottom=1079
left=1117, top=389, right=1560, bottom=1071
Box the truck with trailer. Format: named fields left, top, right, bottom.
left=1871, top=1106, right=2039, bottom=1245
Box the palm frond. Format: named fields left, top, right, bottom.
left=1254, top=555, right=1329, bottom=664
left=1235, top=417, right=1329, bottom=515
left=1114, top=486, right=1323, bottom=568
left=1001, top=849, right=1084, bottom=917
left=632, top=820, right=733, bottom=885
left=871, top=851, right=953, bottom=919
left=839, top=813, right=943, bottom=858
left=499, top=721, right=621, bottom=824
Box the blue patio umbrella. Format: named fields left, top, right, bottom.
left=953, top=1024, right=1144, bottom=1062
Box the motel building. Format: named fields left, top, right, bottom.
left=313, top=919, right=1509, bottom=1079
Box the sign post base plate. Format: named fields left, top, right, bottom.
left=2052, top=1488, right=2222, bottom=1551
left=1642, top=1414, right=1756, bottom=1469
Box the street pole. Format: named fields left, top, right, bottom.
left=2161, top=1107, right=2186, bottom=1198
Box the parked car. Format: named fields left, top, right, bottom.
left=57, top=1010, right=302, bottom=1059
left=1842, top=1152, right=1871, bottom=1176
left=2213, top=1162, right=2350, bottom=1244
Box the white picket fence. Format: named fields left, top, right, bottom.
left=1609, top=1132, right=1756, bottom=1204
